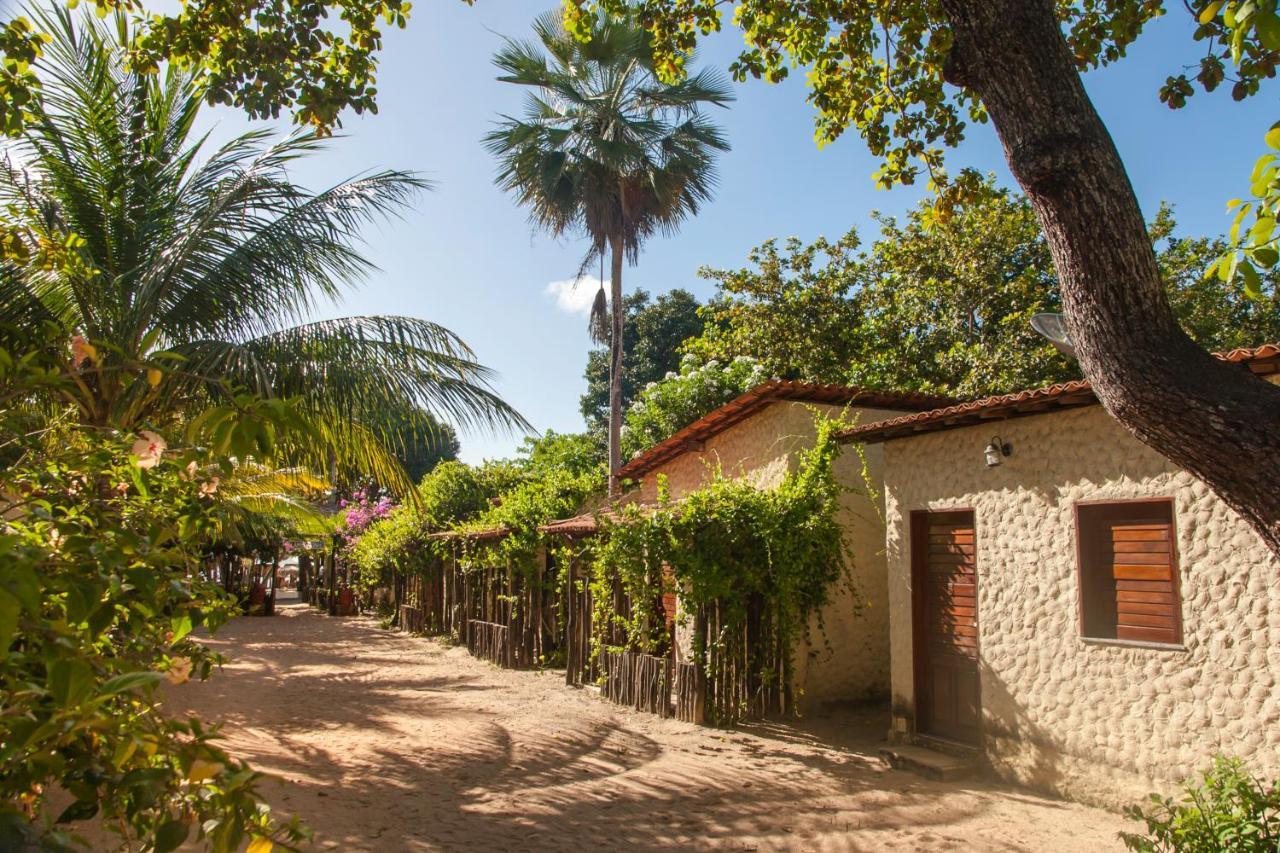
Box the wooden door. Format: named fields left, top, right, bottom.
left=911, top=510, right=981, bottom=744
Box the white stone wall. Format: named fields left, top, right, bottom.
left=881, top=400, right=1280, bottom=808
left=636, top=401, right=901, bottom=708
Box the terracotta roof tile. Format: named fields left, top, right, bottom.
left=426, top=527, right=509, bottom=543
left=540, top=513, right=602, bottom=537
left=618, top=380, right=956, bottom=480
left=838, top=343, right=1280, bottom=444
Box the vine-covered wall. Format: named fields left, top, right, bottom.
left=630, top=400, right=898, bottom=707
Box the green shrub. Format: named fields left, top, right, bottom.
left=1120, top=756, right=1280, bottom=852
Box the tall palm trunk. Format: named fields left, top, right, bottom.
left=608, top=231, right=625, bottom=498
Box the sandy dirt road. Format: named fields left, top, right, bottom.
left=165, top=604, right=1133, bottom=851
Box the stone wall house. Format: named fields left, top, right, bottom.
left=838, top=344, right=1280, bottom=808
left=618, top=381, right=952, bottom=708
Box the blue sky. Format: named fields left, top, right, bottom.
left=193, top=4, right=1274, bottom=464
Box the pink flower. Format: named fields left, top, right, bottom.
left=198, top=476, right=219, bottom=497
left=131, top=431, right=166, bottom=469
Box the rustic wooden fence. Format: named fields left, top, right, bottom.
left=601, top=650, right=673, bottom=717
left=688, top=596, right=790, bottom=725
left=675, top=661, right=705, bottom=723
left=398, top=603, right=425, bottom=634
left=563, top=553, right=597, bottom=686
left=451, top=549, right=561, bottom=669
left=466, top=619, right=513, bottom=667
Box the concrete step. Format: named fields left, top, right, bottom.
left=878, top=744, right=976, bottom=782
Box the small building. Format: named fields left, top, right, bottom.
left=618, top=380, right=953, bottom=710
left=839, top=344, right=1280, bottom=807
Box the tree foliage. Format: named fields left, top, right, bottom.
left=0, top=352, right=307, bottom=851
left=580, top=288, right=704, bottom=434
left=456, top=430, right=604, bottom=572
left=683, top=231, right=867, bottom=385
left=0, top=0, right=415, bottom=137
left=366, top=407, right=459, bottom=487
left=685, top=181, right=1280, bottom=397
left=621, top=354, right=765, bottom=459
left=585, top=415, right=849, bottom=724
left=0, top=8, right=523, bottom=497
left=564, top=0, right=1163, bottom=189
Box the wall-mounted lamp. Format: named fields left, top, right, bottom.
left=984, top=437, right=1012, bottom=468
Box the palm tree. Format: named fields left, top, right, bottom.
left=485, top=12, right=731, bottom=497
left=0, top=7, right=527, bottom=495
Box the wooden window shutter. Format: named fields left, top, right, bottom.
left=1106, top=519, right=1179, bottom=644
left=1078, top=501, right=1182, bottom=646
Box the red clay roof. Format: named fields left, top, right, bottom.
left=426, top=527, right=509, bottom=543
left=540, top=513, right=602, bottom=537
left=618, top=380, right=956, bottom=480
left=540, top=504, right=665, bottom=537
left=838, top=343, right=1280, bottom=444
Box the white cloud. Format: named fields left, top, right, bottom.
left=544, top=276, right=605, bottom=315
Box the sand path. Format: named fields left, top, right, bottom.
left=166, top=604, right=1133, bottom=851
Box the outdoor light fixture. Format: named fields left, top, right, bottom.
left=1030, top=312, right=1077, bottom=359
left=984, top=437, right=1012, bottom=468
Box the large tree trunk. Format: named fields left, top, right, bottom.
left=608, top=232, right=625, bottom=498
left=939, top=0, right=1280, bottom=558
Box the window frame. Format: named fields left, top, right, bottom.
left=1073, top=497, right=1187, bottom=652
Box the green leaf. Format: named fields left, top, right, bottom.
left=1240, top=258, right=1264, bottom=298
left=47, top=659, right=94, bottom=706
left=1200, top=0, right=1225, bottom=23
left=1247, top=216, right=1276, bottom=245
left=170, top=612, right=194, bottom=643
left=0, top=563, right=40, bottom=614
left=1257, top=12, right=1280, bottom=50
left=1266, top=125, right=1280, bottom=151
left=0, top=590, right=19, bottom=660
left=1220, top=252, right=1239, bottom=282
left=153, top=819, right=190, bottom=853
left=1251, top=246, right=1278, bottom=267
left=99, top=671, right=164, bottom=696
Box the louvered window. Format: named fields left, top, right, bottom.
left=1077, top=500, right=1183, bottom=646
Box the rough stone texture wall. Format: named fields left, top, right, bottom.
left=637, top=401, right=901, bottom=709
left=882, top=401, right=1280, bottom=808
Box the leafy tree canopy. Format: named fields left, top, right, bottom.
left=684, top=179, right=1280, bottom=397
left=622, top=353, right=766, bottom=460
left=580, top=287, right=704, bottom=434
left=682, top=231, right=867, bottom=385
left=0, top=0, right=415, bottom=136
left=379, top=408, right=460, bottom=486
left=561, top=2, right=1247, bottom=190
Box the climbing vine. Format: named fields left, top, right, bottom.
left=587, top=414, right=852, bottom=724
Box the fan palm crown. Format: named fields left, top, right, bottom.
left=485, top=12, right=731, bottom=495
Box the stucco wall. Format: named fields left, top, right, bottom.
left=636, top=401, right=902, bottom=708
left=881, top=401, right=1280, bottom=808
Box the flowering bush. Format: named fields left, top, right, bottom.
left=0, top=426, right=306, bottom=851
left=0, top=349, right=307, bottom=851
left=339, top=490, right=396, bottom=546
left=348, top=460, right=521, bottom=588
left=622, top=355, right=767, bottom=460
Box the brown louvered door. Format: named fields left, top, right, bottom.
left=911, top=510, right=981, bottom=745
left=1107, top=518, right=1181, bottom=644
